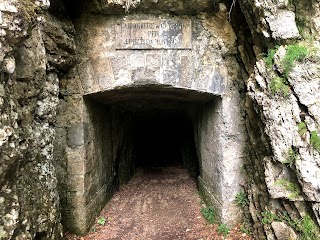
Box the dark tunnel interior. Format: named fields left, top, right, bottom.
left=85, top=86, right=216, bottom=183
left=133, top=110, right=198, bottom=174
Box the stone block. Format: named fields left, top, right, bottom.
left=162, top=69, right=179, bottom=85
left=145, top=53, right=162, bottom=71
left=208, top=72, right=225, bottom=95
left=110, top=56, right=130, bottom=84
left=63, top=194, right=88, bottom=235
left=128, top=54, right=145, bottom=70
left=66, top=191, right=86, bottom=209
left=66, top=146, right=85, bottom=168
left=68, top=174, right=85, bottom=193
left=78, top=60, right=99, bottom=93
left=68, top=159, right=85, bottom=175
left=67, top=123, right=85, bottom=147
left=178, top=55, right=193, bottom=88
left=131, top=68, right=158, bottom=84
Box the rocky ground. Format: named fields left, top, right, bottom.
left=65, top=166, right=252, bottom=240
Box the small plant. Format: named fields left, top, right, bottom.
left=264, top=47, right=278, bottom=68
left=310, top=131, right=320, bottom=152
left=240, top=224, right=250, bottom=234
left=97, top=216, right=107, bottom=225
left=200, top=206, right=216, bottom=224
left=277, top=211, right=300, bottom=229
left=282, top=147, right=298, bottom=166
left=288, top=147, right=298, bottom=164
left=299, top=215, right=319, bottom=240
left=235, top=190, right=249, bottom=207
left=298, top=122, right=308, bottom=136
left=218, top=223, right=230, bottom=236
left=275, top=179, right=301, bottom=199
left=261, top=211, right=276, bottom=224
left=282, top=44, right=308, bottom=77
left=269, top=77, right=290, bottom=96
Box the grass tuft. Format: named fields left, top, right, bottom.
left=264, top=47, right=278, bottom=68
left=310, top=131, right=320, bottom=152
left=299, top=215, right=319, bottom=240
left=200, top=206, right=216, bottom=224
left=218, top=224, right=230, bottom=236
left=283, top=44, right=308, bottom=77
left=275, top=179, right=301, bottom=199
left=298, top=122, right=308, bottom=136
left=269, top=77, right=290, bottom=96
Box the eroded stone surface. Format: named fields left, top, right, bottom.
left=271, top=222, right=298, bottom=240
left=74, top=14, right=228, bottom=96
left=0, top=0, right=75, bottom=239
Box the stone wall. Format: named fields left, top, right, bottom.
left=56, top=1, right=248, bottom=234
left=56, top=91, right=137, bottom=234
left=73, top=13, right=226, bottom=96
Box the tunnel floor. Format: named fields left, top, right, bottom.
left=65, top=166, right=252, bottom=240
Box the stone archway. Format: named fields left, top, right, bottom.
left=55, top=4, right=245, bottom=235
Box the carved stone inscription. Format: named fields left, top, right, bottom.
left=116, top=19, right=192, bottom=49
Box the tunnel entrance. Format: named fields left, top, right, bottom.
left=84, top=86, right=211, bottom=187
left=60, top=84, right=245, bottom=235
left=56, top=2, right=246, bottom=234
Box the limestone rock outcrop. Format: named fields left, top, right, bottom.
left=0, top=0, right=75, bottom=239
left=239, top=0, right=320, bottom=238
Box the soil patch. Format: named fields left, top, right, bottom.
left=65, top=166, right=252, bottom=240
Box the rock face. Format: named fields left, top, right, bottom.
left=238, top=0, right=320, bottom=238
left=0, top=0, right=75, bottom=239
left=0, top=0, right=320, bottom=239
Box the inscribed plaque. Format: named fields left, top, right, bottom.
left=115, top=19, right=192, bottom=49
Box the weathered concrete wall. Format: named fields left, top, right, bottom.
left=74, top=13, right=227, bottom=95
left=57, top=2, right=246, bottom=234
left=197, top=77, right=246, bottom=226
left=56, top=91, right=136, bottom=234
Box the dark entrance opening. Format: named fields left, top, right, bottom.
left=134, top=111, right=184, bottom=167
left=84, top=86, right=215, bottom=190
left=133, top=109, right=198, bottom=176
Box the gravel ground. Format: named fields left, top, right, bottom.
left=65, top=166, right=253, bottom=240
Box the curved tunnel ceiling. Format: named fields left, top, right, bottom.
left=84, top=85, right=218, bottom=112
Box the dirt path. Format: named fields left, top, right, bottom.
left=66, top=166, right=252, bottom=240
